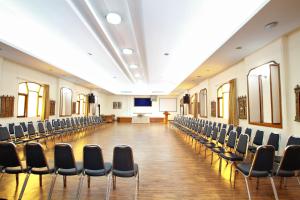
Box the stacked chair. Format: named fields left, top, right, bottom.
left=171, top=115, right=300, bottom=200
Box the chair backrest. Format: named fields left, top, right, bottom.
left=206, top=126, right=212, bottom=137
left=227, top=124, right=234, bottom=135
left=217, top=123, right=222, bottom=132
left=25, top=142, right=49, bottom=169
left=45, top=120, right=53, bottom=132
left=253, top=130, right=264, bottom=145
left=14, top=125, right=25, bottom=138
left=211, top=127, right=219, bottom=141
left=54, top=143, right=76, bottom=170
left=222, top=124, right=227, bottom=130
left=8, top=123, right=15, bottom=135
left=83, top=145, right=105, bottom=170
left=277, top=145, right=300, bottom=172
left=227, top=131, right=237, bottom=149
left=27, top=122, right=36, bottom=136
left=245, top=128, right=252, bottom=141
left=0, top=142, right=22, bottom=168
left=236, top=126, right=242, bottom=138
left=113, top=145, right=134, bottom=172
left=250, top=145, right=275, bottom=173
left=20, top=122, right=28, bottom=132
left=0, top=127, right=11, bottom=141
left=37, top=121, right=46, bottom=134
left=217, top=128, right=226, bottom=145
left=236, top=134, right=249, bottom=155
left=287, top=136, right=300, bottom=146
left=267, top=133, right=280, bottom=151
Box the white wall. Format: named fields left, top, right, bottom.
left=0, top=57, right=109, bottom=124
left=105, top=95, right=179, bottom=120
left=179, top=28, right=300, bottom=153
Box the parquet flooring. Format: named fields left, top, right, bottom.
left=0, top=123, right=299, bottom=200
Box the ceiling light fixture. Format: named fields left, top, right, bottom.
left=122, top=48, right=133, bottom=55
left=164, top=52, right=169, bottom=56
left=134, top=73, right=141, bottom=78
left=106, top=12, right=122, bottom=25
left=88, top=52, right=93, bottom=55
left=235, top=46, right=242, bottom=50
left=129, top=64, right=138, bottom=69
left=264, top=21, right=278, bottom=30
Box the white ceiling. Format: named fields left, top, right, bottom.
left=1, top=0, right=297, bottom=95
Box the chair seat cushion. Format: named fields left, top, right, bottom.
left=113, top=163, right=138, bottom=178
left=31, top=167, right=55, bottom=175
left=205, top=143, right=216, bottom=149
left=237, top=163, right=269, bottom=177
left=57, top=162, right=83, bottom=175
left=248, top=146, right=257, bottom=153
left=211, top=147, right=225, bottom=154
left=85, top=163, right=112, bottom=176
left=5, top=166, right=27, bottom=174
left=220, top=152, right=243, bottom=161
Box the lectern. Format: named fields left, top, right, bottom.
left=163, top=111, right=170, bottom=124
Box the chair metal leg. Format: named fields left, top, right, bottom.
left=39, top=175, right=43, bottom=187
left=233, top=170, right=238, bottom=188
left=87, top=176, right=91, bottom=188
left=106, top=174, right=111, bottom=200
left=210, top=153, right=213, bottom=165
left=48, top=174, right=57, bottom=200
left=219, top=157, right=222, bottom=174
left=256, top=178, right=259, bottom=190
left=76, top=174, right=84, bottom=200
left=230, top=164, right=233, bottom=182
left=113, top=175, right=116, bottom=190
left=284, top=177, right=287, bottom=188
left=16, top=173, right=19, bottom=186
left=244, top=176, right=252, bottom=200
left=63, top=176, right=67, bottom=187
left=18, top=173, right=30, bottom=200
left=135, top=171, right=139, bottom=200
left=269, top=177, right=279, bottom=200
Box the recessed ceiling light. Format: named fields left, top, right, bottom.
left=129, top=64, right=138, bottom=69
left=134, top=73, right=140, bottom=78
left=113, top=76, right=118, bottom=79
left=106, top=13, right=122, bottom=25
left=88, top=52, right=93, bottom=55
left=236, top=46, right=242, bottom=50
left=265, top=21, right=278, bottom=30
left=122, top=48, right=133, bottom=55
left=164, top=53, right=169, bottom=56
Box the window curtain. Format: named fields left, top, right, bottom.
left=85, top=96, right=89, bottom=116
left=41, top=85, right=50, bottom=121
left=228, top=79, right=238, bottom=126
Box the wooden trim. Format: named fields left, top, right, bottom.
left=199, top=88, right=208, bottom=118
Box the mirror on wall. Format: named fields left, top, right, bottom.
left=247, top=61, right=282, bottom=128
left=60, top=87, right=72, bottom=116
left=199, top=88, right=207, bottom=117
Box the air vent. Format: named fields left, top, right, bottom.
left=120, top=91, right=132, bottom=93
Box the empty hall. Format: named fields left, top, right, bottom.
left=0, top=0, right=300, bottom=199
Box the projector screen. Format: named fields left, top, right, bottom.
left=159, top=98, right=177, bottom=112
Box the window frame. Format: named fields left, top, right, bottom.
left=217, top=83, right=230, bottom=119
left=199, top=88, right=208, bottom=118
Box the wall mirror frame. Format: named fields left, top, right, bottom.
left=199, top=88, right=208, bottom=118
left=211, top=101, right=216, bottom=117
left=59, top=87, right=73, bottom=117
left=295, top=85, right=300, bottom=122
left=247, top=61, right=282, bottom=128
left=238, top=96, right=247, bottom=120
left=190, top=93, right=198, bottom=118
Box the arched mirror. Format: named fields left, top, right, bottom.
left=199, top=88, right=207, bottom=117
left=60, top=87, right=72, bottom=116
left=247, top=61, right=282, bottom=128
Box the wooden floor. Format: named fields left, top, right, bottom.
left=0, top=123, right=299, bottom=200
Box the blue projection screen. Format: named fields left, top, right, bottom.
left=134, top=98, right=152, bottom=107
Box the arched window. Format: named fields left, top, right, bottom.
left=217, top=83, right=230, bottom=119
left=17, top=82, right=44, bottom=117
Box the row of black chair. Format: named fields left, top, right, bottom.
left=171, top=116, right=300, bottom=200
left=0, top=142, right=139, bottom=200
left=0, top=116, right=103, bottom=146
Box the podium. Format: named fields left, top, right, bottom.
left=163, top=111, right=170, bottom=124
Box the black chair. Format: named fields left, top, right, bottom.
left=14, top=125, right=31, bottom=143
left=77, top=145, right=112, bottom=200
left=210, top=128, right=227, bottom=165
left=248, top=130, right=264, bottom=154
left=18, top=142, right=54, bottom=199
left=219, top=130, right=237, bottom=173
left=267, top=133, right=280, bottom=152
left=274, top=145, right=300, bottom=188
left=8, top=123, right=15, bottom=135
left=245, top=128, right=252, bottom=141
left=27, top=122, right=41, bottom=140
left=235, top=145, right=278, bottom=200
left=227, top=124, right=234, bottom=136
left=48, top=143, right=83, bottom=200
left=112, top=145, right=139, bottom=197
left=275, top=136, right=300, bottom=163
left=236, top=126, right=242, bottom=138
left=0, top=142, right=26, bottom=186
left=219, top=134, right=249, bottom=182
left=0, top=127, right=12, bottom=142
left=20, top=122, right=28, bottom=133
left=204, top=127, right=219, bottom=158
